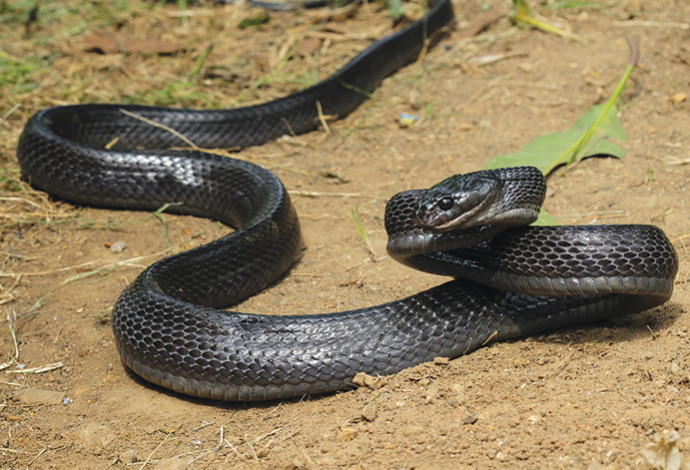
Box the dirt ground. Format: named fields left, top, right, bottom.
left=1, top=0, right=689, bottom=468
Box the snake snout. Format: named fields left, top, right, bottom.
left=415, top=174, right=503, bottom=231
left=415, top=190, right=483, bottom=230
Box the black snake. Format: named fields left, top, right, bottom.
left=16, top=0, right=678, bottom=401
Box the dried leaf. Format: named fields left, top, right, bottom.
left=295, top=37, right=322, bottom=57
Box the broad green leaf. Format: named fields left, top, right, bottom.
left=583, top=139, right=626, bottom=160
left=481, top=36, right=638, bottom=226
left=534, top=208, right=560, bottom=226
left=573, top=102, right=626, bottom=141
left=484, top=103, right=627, bottom=174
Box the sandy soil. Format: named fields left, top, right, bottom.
left=1, top=0, right=689, bottom=468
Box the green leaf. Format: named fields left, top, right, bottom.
left=387, top=0, right=405, bottom=21
left=239, top=12, right=269, bottom=29
left=484, top=103, right=627, bottom=174
left=510, top=0, right=581, bottom=41
left=584, top=138, right=626, bottom=160
left=533, top=208, right=560, bottom=226
left=481, top=35, right=639, bottom=227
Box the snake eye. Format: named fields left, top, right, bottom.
left=437, top=197, right=454, bottom=211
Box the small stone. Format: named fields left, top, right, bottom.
left=360, top=404, right=377, bottom=423
left=340, top=427, right=358, bottom=442
left=462, top=413, right=478, bottom=425
left=120, top=449, right=138, bottom=464
left=433, top=357, right=450, bottom=365
left=352, top=372, right=386, bottom=390
left=417, top=377, right=431, bottom=387
left=152, top=456, right=194, bottom=470
left=671, top=92, right=687, bottom=104
left=108, top=240, right=127, bottom=253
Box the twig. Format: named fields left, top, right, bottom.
left=139, top=431, right=173, bottom=470
left=217, top=426, right=224, bottom=451
left=0, top=196, right=44, bottom=209
left=646, top=325, right=659, bottom=341
left=5, top=361, right=64, bottom=374
left=150, top=203, right=183, bottom=249
left=288, top=190, right=362, bottom=198
left=263, top=403, right=283, bottom=420
left=0, top=260, right=99, bottom=278
left=672, top=233, right=690, bottom=243
left=315, top=100, right=331, bottom=134
left=615, top=19, right=689, bottom=29
left=119, top=109, right=198, bottom=149
left=349, top=207, right=377, bottom=259
left=244, top=437, right=259, bottom=461
left=7, top=309, right=19, bottom=359
left=224, top=439, right=242, bottom=459
left=481, top=330, right=498, bottom=346
left=550, top=341, right=576, bottom=376
left=27, top=447, right=47, bottom=467
left=0, top=379, right=21, bottom=386
left=253, top=428, right=282, bottom=443
left=666, top=156, right=690, bottom=166
left=0, top=447, right=27, bottom=454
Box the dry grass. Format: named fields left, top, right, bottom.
left=0, top=0, right=424, bottom=319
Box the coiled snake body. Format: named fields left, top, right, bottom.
left=17, top=0, right=678, bottom=401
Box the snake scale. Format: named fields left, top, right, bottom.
left=16, top=0, right=678, bottom=401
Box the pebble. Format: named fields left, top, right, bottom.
left=152, top=456, right=193, bottom=470
left=108, top=240, right=126, bottom=253
left=340, top=427, right=358, bottom=442
left=352, top=372, right=386, bottom=390
left=120, top=449, right=138, bottom=464
left=360, top=404, right=377, bottom=422
left=463, top=413, right=478, bottom=425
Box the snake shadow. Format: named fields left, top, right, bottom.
left=526, top=300, right=683, bottom=350
left=120, top=366, right=351, bottom=409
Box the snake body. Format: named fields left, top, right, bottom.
left=16, top=0, right=678, bottom=401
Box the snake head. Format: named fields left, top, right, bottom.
left=415, top=173, right=503, bottom=231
